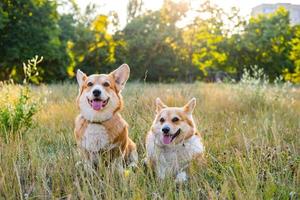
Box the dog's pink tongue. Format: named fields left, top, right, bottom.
left=163, top=135, right=172, bottom=144
left=92, top=100, right=103, bottom=111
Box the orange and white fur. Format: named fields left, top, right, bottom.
left=146, top=98, right=204, bottom=182
left=74, top=64, right=137, bottom=168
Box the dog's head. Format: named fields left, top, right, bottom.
left=76, top=64, right=130, bottom=122
left=151, top=98, right=196, bottom=146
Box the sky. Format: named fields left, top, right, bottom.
left=74, top=0, right=300, bottom=27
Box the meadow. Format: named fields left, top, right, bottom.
left=0, top=81, right=299, bottom=199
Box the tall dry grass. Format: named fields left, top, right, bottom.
left=0, top=82, right=299, bottom=199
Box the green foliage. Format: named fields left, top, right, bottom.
left=78, top=15, right=124, bottom=74
left=62, top=6, right=124, bottom=76
left=239, top=7, right=293, bottom=81
left=284, top=25, right=300, bottom=83
left=0, top=0, right=68, bottom=82
left=0, top=5, right=8, bottom=29
left=187, top=2, right=247, bottom=80
left=0, top=56, right=41, bottom=143
left=122, top=0, right=199, bottom=82
left=0, top=88, right=38, bottom=143
left=0, top=0, right=300, bottom=83
left=190, top=3, right=294, bottom=82
left=188, top=2, right=228, bottom=77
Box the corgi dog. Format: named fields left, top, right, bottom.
left=145, top=98, right=204, bottom=182
left=74, top=64, right=137, bottom=168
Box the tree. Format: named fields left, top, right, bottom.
left=0, top=0, right=67, bottom=82
left=283, top=25, right=300, bottom=83
left=66, top=9, right=124, bottom=76
left=0, top=6, right=8, bottom=29
left=127, top=0, right=143, bottom=23
left=189, top=3, right=294, bottom=81
left=186, top=1, right=230, bottom=80
left=121, top=0, right=199, bottom=82
left=237, top=7, right=293, bottom=81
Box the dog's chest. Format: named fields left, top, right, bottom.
left=80, top=123, right=114, bottom=152
left=159, top=145, right=191, bottom=167
left=154, top=135, right=204, bottom=172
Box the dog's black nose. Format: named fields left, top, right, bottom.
left=162, top=127, right=170, bottom=134
left=93, top=89, right=101, bottom=97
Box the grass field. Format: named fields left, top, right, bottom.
left=0, top=82, right=299, bottom=199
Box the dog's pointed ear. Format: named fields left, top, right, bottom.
left=76, top=69, right=87, bottom=87
left=110, top=64, right=130, bottom=92
left=156, top=97, right=167, bottom=113
left=183, top=98, right=196, bottom=114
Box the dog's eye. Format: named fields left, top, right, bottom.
left=172, top=117, right=179, bottom=122
left=87, top=82, right=93, bottom=87
left=160, top=118, right=165, bottom=123
left=103, top=82, right=110, bottom=87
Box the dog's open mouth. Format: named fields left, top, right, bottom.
left=87, top=97, right=109, bottom=111
left=162, top=129, right=181, bottom=145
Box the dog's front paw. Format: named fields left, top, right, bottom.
left=75, top=160, right=94, bottom=171
left=127, top=161, right=138, bottom=169
left=175, top=171, right=188, bottom=183
left=142, top=158, right=150, bottom=168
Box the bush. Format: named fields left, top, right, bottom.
left=0, top=88, right=37, bottom=143
left=0, top=56, right=41, bottom=143
left=237, top=65, right=269, bottom=109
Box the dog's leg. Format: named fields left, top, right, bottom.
left=175, top=171, right=188, bottom=183
left=75, top=149, right=98, bottom=171
left=127, top=149, right=138, bottom=168
left=125, top=138, right=138, bottom=168
left=157, top=165, right=167, bottom=180
left=113, top=157, right=125, bottom=174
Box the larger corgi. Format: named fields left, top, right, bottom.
left=146, top=98, right=204, bottom=182
left=74, top=64, right=137, bottom=168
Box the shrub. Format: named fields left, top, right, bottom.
left=0, top=56, right=42, bottom=143
left=0, top=88, right=37, bottom=143
left=237, top=66, right=269, bottom=109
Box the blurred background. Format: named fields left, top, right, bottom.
left=0, top=0, right=300, bottom=83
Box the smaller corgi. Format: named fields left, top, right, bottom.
left=145, top=98, right=204, bottom=182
